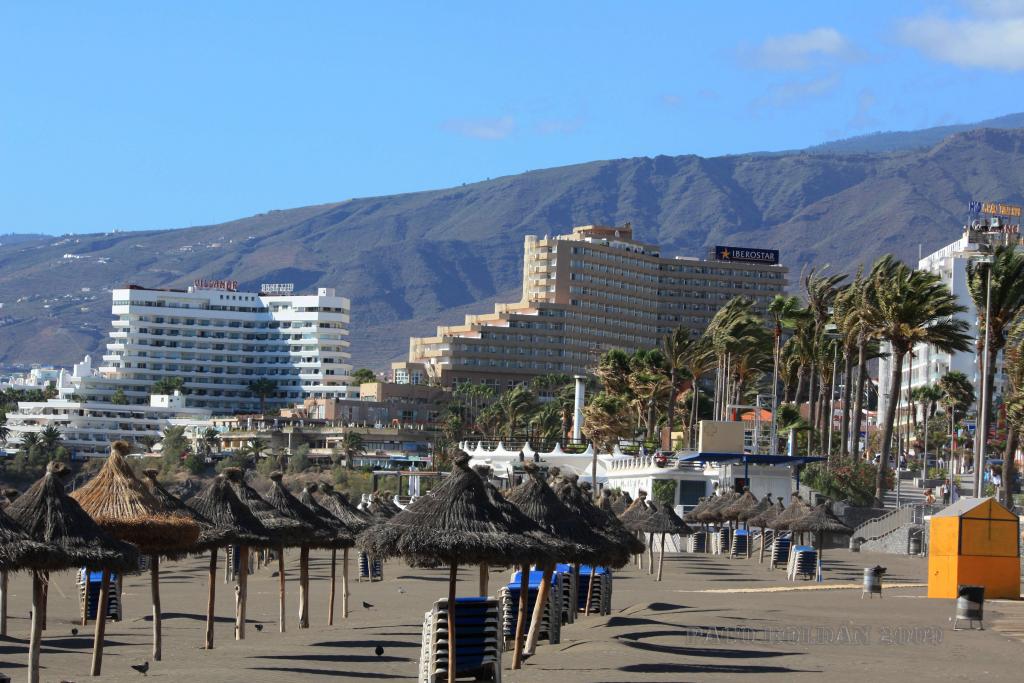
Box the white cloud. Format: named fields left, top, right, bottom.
left=535, top=117, right=584, bottom=135
left=751, top=74, right=841, bottom=110
left=900, top=5, right=1024, bottom=70
left=440, top=116, right=516, bottom=140
left=743, top=27, right=857, bottom=69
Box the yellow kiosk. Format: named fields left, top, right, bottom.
left=927, top=497, right=1020, bottom=600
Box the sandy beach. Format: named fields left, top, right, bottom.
left=1, top=547, right=1021, bottom=682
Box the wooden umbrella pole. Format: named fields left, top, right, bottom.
left=341, top=548, right=350, bottom=619
left=524, top=564, right=552, bottom=656
left=40, top=571, right=48, bottom=631
left=759, top=526, right=766, bottom=564
left=277, top=548, right=286, bottom=632
left=151, top=555, right=162, bottom=661
left=0, top=569, right=7, bottom=637
left=636, top=532, right=643, bottom=569
left=90, top=567, right=111, bottom=676
left=298, top=546, right=310, bottom=629
left=584, top=566, right=596, bottom=616
left=446, top=563, right=458, bottom=683
left=205, top=550, right=217, bottom=650
left=511, top=565, right=529, bottom=669
left=478, top=563, right=488, bottom=596
left=328, top=548, right=336, bottom=626
left=657, top=533, right=666, bottom=582
left=647, top=533, right=654, bottom=575
left=235, top=545, right=248, bottom=640
left=27, top=570, right=43, bottom=683
left=224, top=546, right=230, bottom=583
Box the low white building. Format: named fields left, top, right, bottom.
left=3, top=392, right=212, bottom=459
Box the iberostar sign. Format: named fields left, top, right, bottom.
left=714, top=245, right=779, bottom=265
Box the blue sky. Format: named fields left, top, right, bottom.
left=2, top=1, right=1024, bottom=235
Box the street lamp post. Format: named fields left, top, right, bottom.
left=974, top=256, right=994, bottom=498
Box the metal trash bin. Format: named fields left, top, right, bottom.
left=954, top=584, right=985, bottom=630
left=908, top=533, right=922, bottom=556
left=849, top=536, right=863, bottom=552
left=0, top=672, right=11, bottom=683
left=861, top=565, right=885, bottom=599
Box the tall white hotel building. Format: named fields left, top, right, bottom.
left=4, top=281, right=352, bottom=456
left=87, top=281, right=353, bottom=412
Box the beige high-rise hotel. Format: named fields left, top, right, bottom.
left=402, top=224, right=788, bottom=389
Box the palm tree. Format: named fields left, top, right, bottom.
left=528, top=402, right=563, bottom=444
left=628, top=370, right=671, bottom=442
left=18, top=431, right=40, bottom=455
left=768, top=295, right=807, bottom=448
left=201, top=427, right=220, bottom=456
left=39, top=424, right=63, bottom=453
left=662, top=327, right=695, bottom=441
left=865, top=256, right=971, bottom=506
left=494, top=385, right=536, bottom=440
left=595, top=349, right=633, bottom=397
left=801, top=268, right=847, bottom=452
left=0, top=421, right=10, bottom=446
left=582, top=392, right=632, bottom=454
left=966, top=245, right=1024, bottom=503
left=336, top=431, right=366, bottom=471
left=681, top=336, right=715, bottom=448
left=246, top=378, right=277, bottom=414
left=1003, top=320, right=1024, bottom=507
left=151, top=376, right=186, bottom=396
left=938, top=370, right=975, bottom=479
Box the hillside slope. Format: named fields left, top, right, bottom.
left=1, top=128, right=1022, bottom=370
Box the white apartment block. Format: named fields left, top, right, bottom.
left=72, top=282, right=353, bottom=415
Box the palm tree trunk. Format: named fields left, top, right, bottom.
left=851, top=341, right=867, bottom=459
left=667, top=369, right=678, bottom=445
left=807, top=367, right=817, bottom=450
left=1002, top=426, right=1018, bottom=508
left=690, top=381, right=700, bottom=449
left=839, top=349, right=854, bottom=458
left=876, top=351, right=905, bottom=505
left=795, top=365, right=805, bottom=408
left=205, top=551, right=217, bottom=650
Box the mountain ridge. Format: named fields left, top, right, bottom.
left=1, top=124, right=1023, bottom=372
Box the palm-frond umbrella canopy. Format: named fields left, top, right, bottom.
left=769, top=495, right=810, bottom=532
left=638, top=501, right=692, bottom=581
left=738, top=493, right=774, bottom=525
left=316, top=483, right=372, bottom=533
left=788, top=502, right=853, bottom=563
left=225, top=467, right=312, bottom=636
left=264, top=472, right=344, bottom=629
left=7, top=462, right=139, bottom=683
left=682, top=496, right=709, bottom=523
left=71, top=441, right=201, bottom=666
left=358, top=454, right=549, bottom=683
left=186, top=473, right=271, bottom=649
left=553, top=476, right=638, bottom=568
left=299, top=483, right=355, bottom=625
left=610, top=491, right=632, bottom=516
left=697, top=491, right=740, bottom=524
left=366, top=493, right=397, bottom=520
left=142, top=469, right=207, bottom=525
left=722, top=488, right=759, bottom=523
left=619, top=491, right=655, bottom=532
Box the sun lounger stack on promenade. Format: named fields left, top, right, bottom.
left=687, top=530, right=707, bottom=552
left=770, top=535, right=791, bottom=569
left=554, top=563, right=577, bottom=625
left=711, top=528, right=731, bottom=554
left=419, top=597, right=502, bottom=683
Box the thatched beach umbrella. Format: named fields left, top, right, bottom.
left=185, top=473, right=271, bottom=649
left=697, top=490, right=740, bottom=526
left=747, top=497, right=784, bottom=563
left=619, top=491, right=654, bottom=570
left=682, top=496, right=709, bottom=523
left=737, top=493, right=773, bottom=559
left=0, top=503, right=58, bottom=640
left=358, top=454, right=547, bottom=683
left=722, top=488, right=759, bottom=526
left=316, top=483, right=372, bottom=620
left=610, top=490, right=632, bottom=517
left=769, top=495, right=810, bottom=533
left=506, top=462, right=609, bottom=657
left=298, top=483, right=355, bottom=626
left=637, top=501, right=692, bottom=581
left=70, top=442, right=200, bottom=667
left=554, top=476, right=638, bottom=614
left=787, top=502, right=853, bottom=563
left=225, top=467, right=312, bottom=636
left=264, top=472, right=347, bottom=629
left=7, top=462, right=138, bottom=683
left=473, top=464, right=570, bottom=667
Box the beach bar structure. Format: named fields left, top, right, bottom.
left=927, top=497, right=1021, bottom=600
